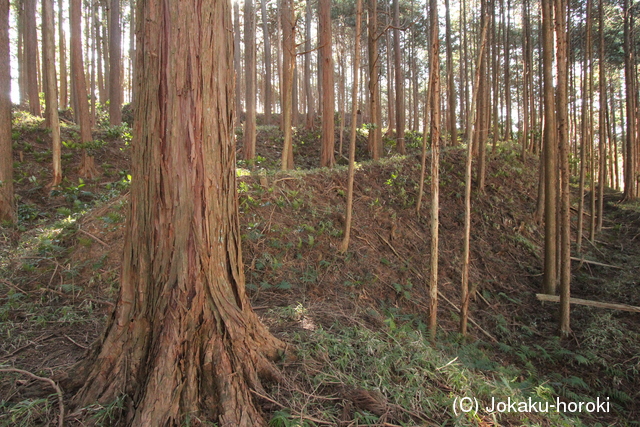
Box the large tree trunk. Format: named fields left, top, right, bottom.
left=0, top=0, right=13, bottom=223
left=43, top=0, right=62, bottom=187
left=24, top=0, right=40, bottom=116
left=68, top=0, right=285, bottom=425
left=71, top=0, right=98, bottom=178
left=109, top=0, right=122, bottom=125
left=319, top=0, right=335, bottom=167
left=244, top=0, right=257, bottom=160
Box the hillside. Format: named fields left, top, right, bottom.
left=1, top=122, right=640, bottom=426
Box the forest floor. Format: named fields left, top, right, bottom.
left=1, top=113, right=640, bottom=426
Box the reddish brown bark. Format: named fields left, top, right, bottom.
left=0, top=0, right=13, bottom=222
left=71, top=0, right=98, bottom=178
left=109, top=0, right=122, bottom=125
left=281, top=0, right=295, bottom=169
left=68, top=0, right=285, bottom=425
left=58, top=0, right=68, bottom=109
left=43, top=0, right=62, bottom=186
left=244, top=0, right=257, bottom=160
left=24, top=0, right=40, bottom=116
left=367, top=0, right=382, bottom=160
left=319, top=0, right=335, bottom=167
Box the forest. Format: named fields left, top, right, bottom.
left=1, top=0, right=640, bottom=425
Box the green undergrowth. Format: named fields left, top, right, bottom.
left=264, top=305, right=598, bottom=426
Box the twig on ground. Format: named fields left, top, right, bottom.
left=77, top=228, right=108, bottom=247
left=0, top=279, right=29, bottom=295
left=0, top=367, right=65, bottom=427
left=63, top=334, right=88, bottom=349
left=570, top=257, right=623, bottom=269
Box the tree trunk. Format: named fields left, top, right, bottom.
left=17, top=2, right=26, bottom=106
left=555, top=0, right=571, bottom=336
left=95, top=6, right=106, bottom=105
left=367, top=0, right=381, bottom=159
left=89, top=1, right=96, bottom=125
left=521, top=0, right=531, bottom=157
left=461, top=0, right=470, bottom=141
left=129, top=0, right=135, bottom=104
left=58, top=0, right=68, bottom=109
left=393, top=0, right=404, bottom=154
left=596, top=0, right=606, bottom=231
left=43, top=0, right=62, bottom=187
left=475, top=0, right=489, bottom=192
left=280, top=0, right=295, bottom=169
left=340, top=0, right=363, bottom=253
left=71, top=0, right=98, bottom=178
left=460, top=11, right=489, bottom=336
left=504, top=0, right=512, bottom=141
left=24, top=0, right=40, bottom=116
left=427, top=0, right=440, bottom=343
left=304, top=1, right=314, bottom=128
left=386, top=25, right=395, bottom=134
left=577, top=0, right=592, bottom=254
left=244, top=0, right=257, bottom=160
left=68, top=1, right=285, bottom=425
left=542, top=0, right=557, bottom=295
left=109, top=0, right=122, bottom=125
left=0, top=0, right=13, bottom=223
left=444, top=0, right=456, bottom=145
left=319, top=0, right=335, bottom=167
left=624, top=0, right=636, bottom=200
left=234, top=1, right=242, bottom=124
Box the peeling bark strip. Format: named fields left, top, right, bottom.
left=68, top=1, right=285, bottom=425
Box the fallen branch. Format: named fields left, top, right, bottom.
left=0, top=279, right=29, bottom=295
left=77, top=228, right=108, bottom=247
left=63, top=334, right=88, bottom=350
left=0, top=367, right=65, bottom=427
left=570, top=257, right=623, bottom=269
left=536, top=294, right=640, bottom=314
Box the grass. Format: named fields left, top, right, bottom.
left=263, top=306, right=591, bottom=426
